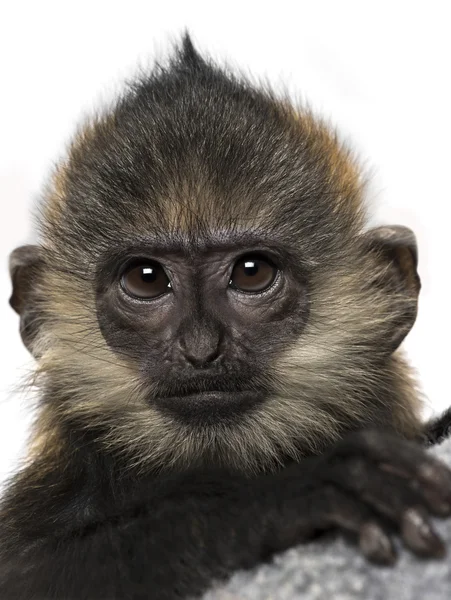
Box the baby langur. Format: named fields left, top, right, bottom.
left=2, top=35, right=451, bottom=600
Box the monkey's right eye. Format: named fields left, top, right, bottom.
left=121, top=262, right=171, bottom=299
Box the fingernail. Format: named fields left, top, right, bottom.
left=402, top=507, right=446, bottom=557
left=360, top=522, right=396, bottom=565
left=419, top=462, right=451, bottom=494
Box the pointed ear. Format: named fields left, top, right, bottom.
left=363, top=225, right=421, bottom=352
left=9, top=245, right=44, bottom=355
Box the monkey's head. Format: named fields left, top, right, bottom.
left=9, top=37, right=422, bottom=473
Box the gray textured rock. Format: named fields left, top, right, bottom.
left=205, top=438, right=451, bottom=600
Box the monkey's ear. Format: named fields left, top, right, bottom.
left=363, top=226, right=421, bottom=352
left=9, top=245, right=44, bottom=355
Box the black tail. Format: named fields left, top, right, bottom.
left=422, top=407, right=451, bottom=446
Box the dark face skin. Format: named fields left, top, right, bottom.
left=96, top=233, right=309, bottom=422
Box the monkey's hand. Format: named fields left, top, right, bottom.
left=276, top=429, right=451, bottom=564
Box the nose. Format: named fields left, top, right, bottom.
left=183, top=345, right=220, bottom=368
left=177, top=323, right=222, bottom=368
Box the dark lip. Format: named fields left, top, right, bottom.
left=153, top=389, right=265, bottom=421
left=162, top=390, right=251, bottom=399
left=153, top=376, right=257, bottom=399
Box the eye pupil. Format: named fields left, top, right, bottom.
left=230, top=254, right=278, bottom=293
left=121, top=261, right=170, bottom=299
left=243, top=261, right=259, bottom=276
left=141, top=267, right=157, bottom=283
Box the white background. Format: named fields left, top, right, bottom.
left=1, top=1, right=450, bottom=485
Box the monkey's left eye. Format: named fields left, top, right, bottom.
left=229, top=254, right=278, bottom=293
left=121, top=261, right=171, bottom=299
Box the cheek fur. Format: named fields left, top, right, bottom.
left=27, top=255, right=421, bottom=476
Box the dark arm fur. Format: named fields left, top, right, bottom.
left=0, top=453, right=314, bottom=599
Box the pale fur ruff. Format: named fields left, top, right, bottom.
left=28, top=247, right=421, bottom=475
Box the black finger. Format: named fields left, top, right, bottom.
left=326, top=458, right=423, bottom=519
left=311, top=485, right=396, bottom=565
left=335, top=431, right=451, bottom=512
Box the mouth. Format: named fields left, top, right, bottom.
left=153, top=389, right=264, bottom=422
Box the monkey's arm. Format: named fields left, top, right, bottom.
left=1, top=430, right=450, bottom=600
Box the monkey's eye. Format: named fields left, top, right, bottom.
left=121, top=261, right=171, bottom=299
left=229, top=254, right=278, bottom=293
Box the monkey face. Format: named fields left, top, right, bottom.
left=8, top=45, right=422, bottom=471
left=95, top=233, right=310, bottom=422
